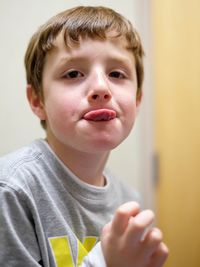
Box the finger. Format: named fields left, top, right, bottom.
left=149, top=242, right=169, bottom=267
left=124, top=209, right=155, bottom=245
left=111, top=202, right=140, bottom=235
left=142, top=227, right=163, bottom=256
left=101, top=221, right=112, bottom=236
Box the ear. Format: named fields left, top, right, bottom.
left=136, top=90, right=143, bottom=114
left=26, top=84, right=46, bottom=120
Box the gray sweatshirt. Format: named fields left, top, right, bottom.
left=0, top=139, right=139, bottom=267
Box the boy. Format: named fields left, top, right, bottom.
left=0, top=6, right=168, bottom=267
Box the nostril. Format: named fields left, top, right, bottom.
left=90, top=92, right=111, bottom=101
left=92, top=94, right=110, bottom=100
left=104, top=94, right=110, bottom=99
left=92, top=94, right=98, bottom=100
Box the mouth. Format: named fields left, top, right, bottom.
left=83, top=109, right=117, bottom=122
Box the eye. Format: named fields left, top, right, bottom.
left=63, top=70, right=84, bottom=79
left=109, top=71, right=126, bottom=79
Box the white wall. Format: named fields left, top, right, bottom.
left=0, top=0, right=154, bottom=208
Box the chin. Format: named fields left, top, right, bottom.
left=88, top=136, right=125, bottom=152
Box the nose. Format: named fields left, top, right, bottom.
left=87, top=71, right=112, bottom=103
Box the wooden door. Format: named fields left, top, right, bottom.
left=152, top=1, right=200, bottom=266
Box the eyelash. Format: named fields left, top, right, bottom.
left=63, top=70, right=84, bottom=79
left=62, top=70, right=127, bottom=80
left=109, top=71, right=126, bottom=79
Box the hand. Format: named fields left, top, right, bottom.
left=101, top=202, right=169, bottom=267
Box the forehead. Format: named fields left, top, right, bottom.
left=45, top=32, right=136, bottom=67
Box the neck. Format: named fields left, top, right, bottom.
left=46, top=139, right=110, bottom=187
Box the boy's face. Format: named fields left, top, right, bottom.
left=31, top=34, right=141, bottom=154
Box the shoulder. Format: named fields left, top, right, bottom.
left=0, top=139, right=49, bottom=190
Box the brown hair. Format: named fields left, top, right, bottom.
left=25, top=6, right=144, bottom=128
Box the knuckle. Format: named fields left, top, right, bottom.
left=133, top=210, right=155, bottom=230
left=131, top=219, right=146, bottom=231
left=102, top=221, right=111, bottom=235
left=135, top=210, right=155, bottom=226
left=161, top=243, right=170, bottom=257
left=145, top=209, right=155, bottom=220
left=117, top=201, right=140, bottom=214
left=130, top=201, right=140, bottom=210
left=151, top=228, right=163, bottom=243
left=116, top=207, right=127, bottom=217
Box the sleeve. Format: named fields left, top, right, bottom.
left=0, top=184, right=43, bottom=267
left=80, top=242, right=106, bottom=267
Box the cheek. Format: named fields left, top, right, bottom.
left=119, top=91, right=137, bottom=116
left=44, top=94, right=78, bottom=127
left=119, top=93, right=138, bottom=133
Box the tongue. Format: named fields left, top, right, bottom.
left=83, top=109, right=116, bottom=121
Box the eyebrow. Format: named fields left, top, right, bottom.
left=108, top=56, right=134, bottom=67
left=61, top=56, right=88, bottom=63
left=53, top=41, right=136, bottom=70
left=57, top=55, right=133, bottom=68
left=55, top=56, right=89, bottom=70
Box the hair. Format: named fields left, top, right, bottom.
left=24, top=6, right=144, bottom=128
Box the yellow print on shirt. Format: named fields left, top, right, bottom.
left=49, top=236, right=98, bottom=267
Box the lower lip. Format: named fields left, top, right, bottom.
left=83, top=118, right=116, bottom=123
left=83, top=109, right=116, bottom=122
